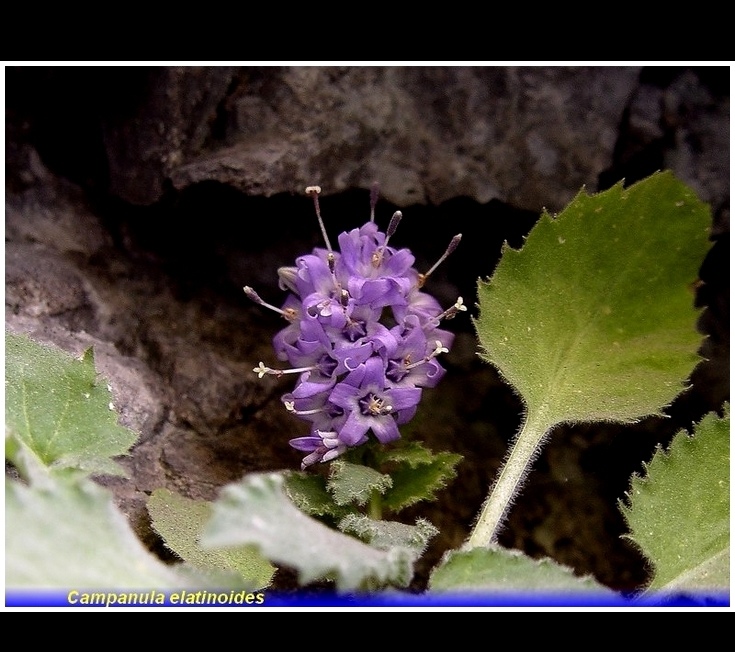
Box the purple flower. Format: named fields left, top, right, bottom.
left=247, top=185, right=462, bottom=468
left=289, top=429, right=351, bottom=469
left=329, top=357, right=422, bottom=446
left=384, top=315, right=454, bottom=389
left=337, top=222, right=415, bottom=311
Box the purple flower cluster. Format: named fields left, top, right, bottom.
left=247, top=185, right=463, bottom=469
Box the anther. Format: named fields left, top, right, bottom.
left=306, top=185, right=333, bottom=253
left=244, top=286, right=298, bottom=321
left=418, top=234, right=462, bottom=287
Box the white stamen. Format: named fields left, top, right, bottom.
left=433, top=340, right=450, bottom=356
left=284, top=400, right=324, bottom=416
left=404, top=340, right=449, bottom=370
left=253, top=361, right=269, bottom=378
left=422, top=296, right=468, bottom=331
left=253, top=362, right=317, bottom=379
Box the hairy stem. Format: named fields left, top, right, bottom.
left=465, top=408, right=554, bottom=548
left=369, top=488, right=382, bottom=521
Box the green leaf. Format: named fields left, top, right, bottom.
left=6, top=476, right=243, bottom=589
left=380, top=440, right=438, bottom=466
left=339, top=514, right=438, bottom=557
left=147, top=488, right=275, bottom=590
left=5, top=333, right=138, bottom=479
left=475, top=171, right=710, bottom=425
left=200, top=472, right=417, bottom=591
left=428, top=547, right=615, bottom=594
left=378, top=442, right=462, bottom=513
left=284, top=471, right=352, bottom=518
left=327, top=460, right=393, bottom=506
left=621, top=405, right=729, bottom=599
left=467, top=172, right=712, bottom=548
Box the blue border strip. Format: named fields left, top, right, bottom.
left=5, top=589, right=729, bottom=608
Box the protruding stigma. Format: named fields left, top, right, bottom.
left=418, top=234, right=462, bottom=287
left=372, top=210, right=402, bottom=267
left=306, top=185, right=332, bottom=253
left=244, top=286, right=297, bottom=321
left=370, top=181, right=380, bottom=223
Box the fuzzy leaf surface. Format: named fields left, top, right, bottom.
left=147, top=488, right=275, bottom=590
left=200, top=472, right=416, bottom=591
left=475, top=171, right=711, bottom=426
left=6, top=477, right=242, bottom=589
left=428, top=547, right=615, bottom=594
left=339, top=514, right=438, bottom=556
left=5, top=333, right=137, bottom=478
left=621, top=405, right=729, bottom=598
left=285, top=471, right=352, bottom=518
left=374, top=441, right=462, bottom=513
left=327, top=460, right=393, bottom=506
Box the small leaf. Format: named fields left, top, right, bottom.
left=200, top=472, right=416, bottom=592
left=621, top=404, right=729, bottom=599
left=475, top=171, right=711, bottom=426
left=380, top=440, right=442, bottom=467
left=284, top=471, right=352, bottom=518
left=339, top=514, right=437, bottom=557
left=6, top=476, right=242, bottom=589
left=428, top=547, right=615, bottom=594
left=327, top=460, right=392, bottom=506
left=5, top=333, right=138, bottom=479
left=147, top=488, right=275, bottom=590
left=378, top=442, right=462, bottom=513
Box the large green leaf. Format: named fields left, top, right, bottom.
left=475, top=171, right=710, bottom=426
left=5, top=333, right=138, bottom=479
left=428, top=547, right=615, bottom=595
left=621, top=405, right=729, bottom=599
left=147, top=488, right=276, bottom=590
left=468, top=172, right=712, bottom=547
left=6, top=476, right=242, bottom=589
left=200, top=472, right=417, bottom=592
